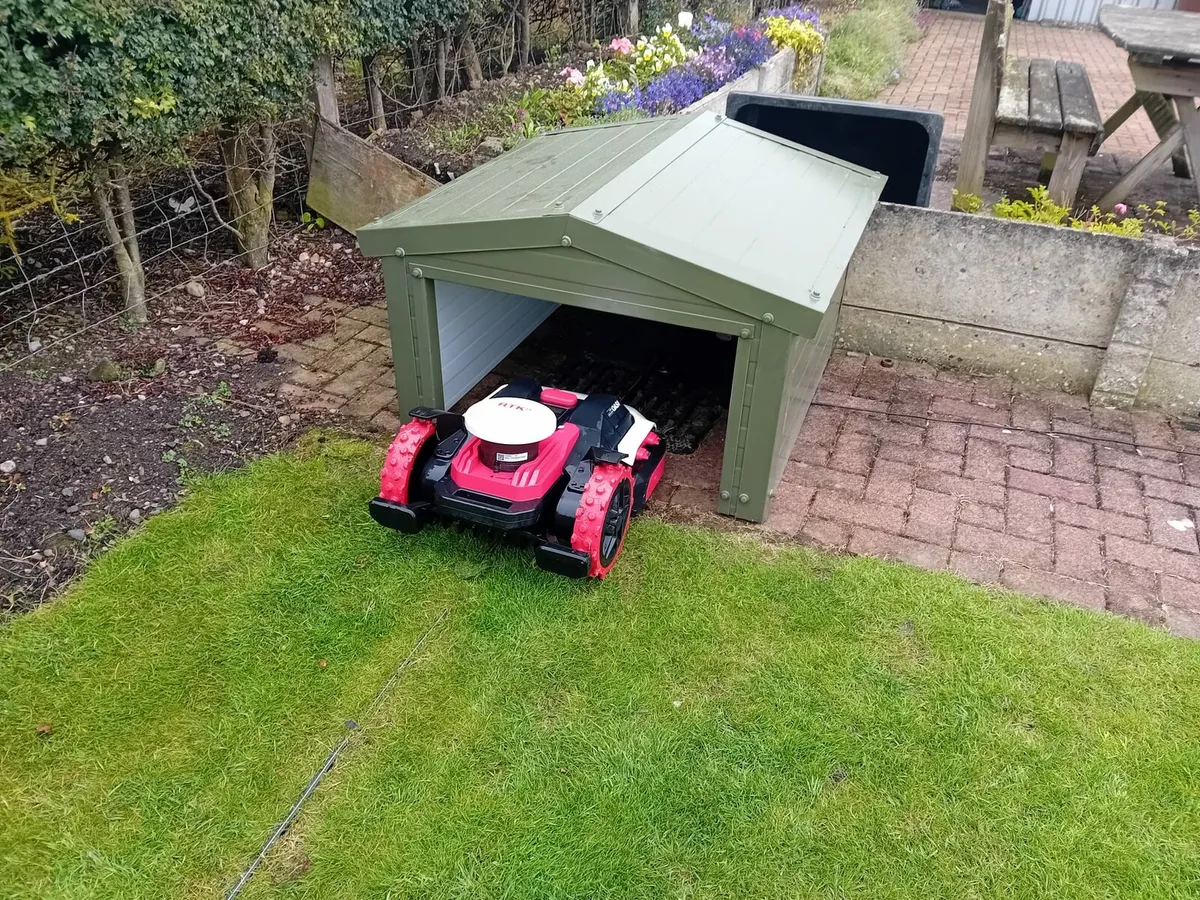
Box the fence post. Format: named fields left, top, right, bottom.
left=313, top=55, right=340, bottom=126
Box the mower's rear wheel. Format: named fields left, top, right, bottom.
left=379, top=419, right=437, bottom=506
left=571, top=463, right=634, bottom=579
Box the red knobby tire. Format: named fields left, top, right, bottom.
left=379, top=419, right=437, bottom=504
left=570, top=463, right=635, bottom=579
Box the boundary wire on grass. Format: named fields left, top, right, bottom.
left=223, top=606, right=451, bottom=899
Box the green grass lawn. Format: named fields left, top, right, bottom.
left=3, top=435, right=1199, bottom=899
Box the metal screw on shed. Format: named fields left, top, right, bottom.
left=561, top=236, right=572, bottom=247
left=761, top=313, right=774, bottom=324
left=593, top=208, right=603, bottom=220
left=394, top=247, right=405, bottom=257
left=411, top=267, right=423, bottom=278
left=739, top=328, right=751, bottom=339
left=810, top=289, right=822, bottom=300
left=738, top=493, right=749, bottom=503
left=720, top=490, right=730, bottom=500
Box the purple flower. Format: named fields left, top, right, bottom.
left=691, top=46, right=736, bottom=86
left=716, top=25, right=774, bottom=74
left=596, top=87, right=641, bottom=115
left=640, top=68, right=708, bottom=113
left=691, top=14, right=731, bottom=44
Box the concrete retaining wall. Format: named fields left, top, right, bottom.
left=840, top=202, right=1200, bottom=415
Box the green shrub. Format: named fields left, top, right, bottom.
left=820, top=0, right=921, bottom=101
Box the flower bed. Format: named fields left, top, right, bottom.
left=556, top=9, right=824, bottom=121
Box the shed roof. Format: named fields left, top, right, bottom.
left=358, top=113, right=886, bottom=337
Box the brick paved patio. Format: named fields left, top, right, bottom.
left=878, top=12, right=1158, bottom=159
left=267, top=299, right=1200, bottom=638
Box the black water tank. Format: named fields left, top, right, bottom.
left=726, top=92, right=944, bottom=207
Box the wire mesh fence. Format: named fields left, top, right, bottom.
left=0, top=2, right=658, bottom=369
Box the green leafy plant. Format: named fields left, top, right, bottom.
left=951, top=189, right=983, bottom=214
left=300, top=211, right=327, bottom=232
left=820, top=0, right=921, bottom=101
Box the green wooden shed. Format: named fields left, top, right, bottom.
left=357, top=112, right=885, bottom=522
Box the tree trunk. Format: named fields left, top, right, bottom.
left=625, top=0, right=639, bottom=36
left=218, top=121, right=277, bottom=270
left=90, top=155, right=147, bottom=325
left=409, top=41, right=429, bottom=106
left=517, top=0, right=531, bottom=68
left=460, top=30, right=484, bottom=90
left=435, top=32, right=448, bottom=99
left=362, top=55, right=386, bottom=131
left=313, top=54, right=339, bottom=125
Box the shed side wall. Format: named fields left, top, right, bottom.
left=771, top=277, right=843, bottom=490
left=434, top=282, right=557, bottom=406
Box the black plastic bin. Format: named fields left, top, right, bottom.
left=726, top=93, right=944, bottom=207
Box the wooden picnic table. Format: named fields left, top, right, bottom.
left=1096, top=6, right=1200, bottom=208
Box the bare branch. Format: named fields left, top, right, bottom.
left=188, top=166, right=242, bottom=241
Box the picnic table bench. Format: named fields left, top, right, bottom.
left=955, top=0, right=1104, bottom=208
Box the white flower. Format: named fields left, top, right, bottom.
left=661, top=23, right=672, bottom=35
left=586, top=59, right=595, bottom=69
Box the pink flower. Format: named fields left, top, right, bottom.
left=1114, top=203, right=1128, bottom=216
left=610, top=37, right=634, bottom=55
left=560, top=67, right=585, bottom=86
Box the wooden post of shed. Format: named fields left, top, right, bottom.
left=358, top=114, right=885, bottom=522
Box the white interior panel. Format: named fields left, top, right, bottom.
left=435, top=281, right=558, bottom=406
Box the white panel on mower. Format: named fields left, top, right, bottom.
left=481, top=385, right=656, bottom=466
left=463, top=397, right=558, bottom=445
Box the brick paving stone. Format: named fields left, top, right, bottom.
left=1007, top=489, right=1054, bottom=543
left=365, top=345, right=393, bottom=366
left=1143, top=477, right=1200, bottom=509
left=926, top=421, right=968, bottom=455
left=865, top=459, right=916, bottom=508
left=285, top=367, right=335, bottom=390
left=301, top=332, right=341, bottom=352
left=1008, top=468, right=1096, bottom=506
left=342, top=386, right=396, bottom=420
left=795, top=405, right=844, bottom=445
left=905, top=488, right=959, bottom=545
left=800, top=518, right=851, bottom=552
left=812, top=491, right=906, bottom=533
left=332, top=317, right=368, bottom=343
left=950, top=551, right=1002, bottom=584
left=1055, top=524, right=1104, bottom=581
left=1096, top=446, right=1183, bottom=481
left=1182, top=453, right=1200, bottom=488
left=782, top=461, right=867, bottom=496
left=1054, top=500, right=1148, bottom=541
left=959, top=497, right=1005, bottom=532
left=274, top=343, right=322, bottom=366
left=1107, top=536, right=1200, bottom=581
left=971, top=424, right=1053, bottom=452
left=354, top=324, right=392, bottom=347
left=1012, top=397, right=1052, bottom=432
left=1162, top=575, right=1200, bottom=615
left=1052, top=438, right=1096, bottom=482
left=1010, top=447, right=1052, bottom=473
left=345, top=303, right=390, bottom=327
left=916, top=471, right=1006, bottom=507
left=814, top=389, right=889, bottom=414
left=855, top=372, right=898, bottom=402
left=850, top=528, right=951, bottom=569
left=964, top=437, right=1007, bottom=483
left=1001, top=567, right=1106, bottom=611
left=325, top=359, right=389, bottom=399
left=1145, top=500, right=1200, bottom=555
left=370, top=407, right=403, bottom=433
left=1106, top=561, right=1163, bottom=626
left=828, top=432, right=878, bottom=476
left=931, top=396, right=1010, bottom=427
left=762, top=482, right=815, bottom=535
left=955, top=523, right=1053, bottom=570
left=1097, top=466, right=1145, bottom=514
left=1164, top=604, right=1200, bottom=638
left=318, top=339, right=375, bottom=376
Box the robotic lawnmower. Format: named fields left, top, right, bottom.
left=368, top=378, right=666, bottom=578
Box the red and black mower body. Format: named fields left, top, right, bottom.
left=368, top=378, right=666, bottom=578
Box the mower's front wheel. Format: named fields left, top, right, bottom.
left=571, top=463, right=634, bottom=579
left=379, top=419, right=437, bottom=507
